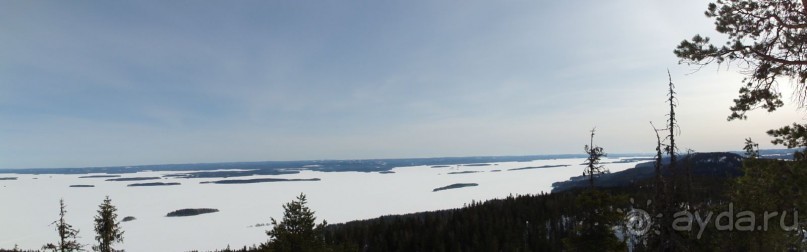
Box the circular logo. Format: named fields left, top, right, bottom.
left=624, top=208, right=652, bottom=236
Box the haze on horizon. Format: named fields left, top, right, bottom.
left=1, top=0, right=802, bottom=169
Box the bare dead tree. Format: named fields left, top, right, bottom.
left=650, top=122, right=665, bottom=203
left=647, top=72, right=690, bottom=252
left=650, top=121, right=673, bottom=251
left=665, top=70, right=679, bottom=179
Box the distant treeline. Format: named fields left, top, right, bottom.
left=0, top=153, right=639, bottom=176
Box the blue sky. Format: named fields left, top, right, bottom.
left=0, top=1, right=801, bottom=168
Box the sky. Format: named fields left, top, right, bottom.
left=0, top=0, right=803, bottom=169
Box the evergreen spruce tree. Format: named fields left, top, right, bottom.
left=564, top=129, right=624, bottom=251
left=583, top=128, right=607, bottom=189
left=43, top=199, right=83, bottom=252
left=92, top=196, right=123, bottom=252
left=263, top=193, right=327, bottom=252
left=743, top=138, right=760, bottom=159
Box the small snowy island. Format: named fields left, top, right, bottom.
left=432, top=183, right=479, bottom=192
left=200, top=178, right=320, bottom=184
left=69, top=185, right=95, bottom=188
left=106, top=177, right=161, bottom=182
left=166, top=208, right=219, bottom=217
left=128, top=182, right=180, bottom=187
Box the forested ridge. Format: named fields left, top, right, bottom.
left=185, top=152, right=780, bottom=252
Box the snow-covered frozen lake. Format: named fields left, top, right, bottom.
left=0, top=157, right=644, bottom=251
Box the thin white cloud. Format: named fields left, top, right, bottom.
left=0, top=0, right=800, bottom=168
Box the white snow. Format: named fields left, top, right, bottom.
left=0, top=157, right=643, bottom=251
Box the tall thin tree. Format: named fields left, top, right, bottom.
left=648, top=72, right=689, bottom=251
left=583, top=128, right=607, bottom=189
left=42, top=199, right=83, bottom=252
left=650, top=121, right=665, bottom=203
left=664, top=71, right=687, bottom=251
left=665, top=70, right=679, bottom=178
